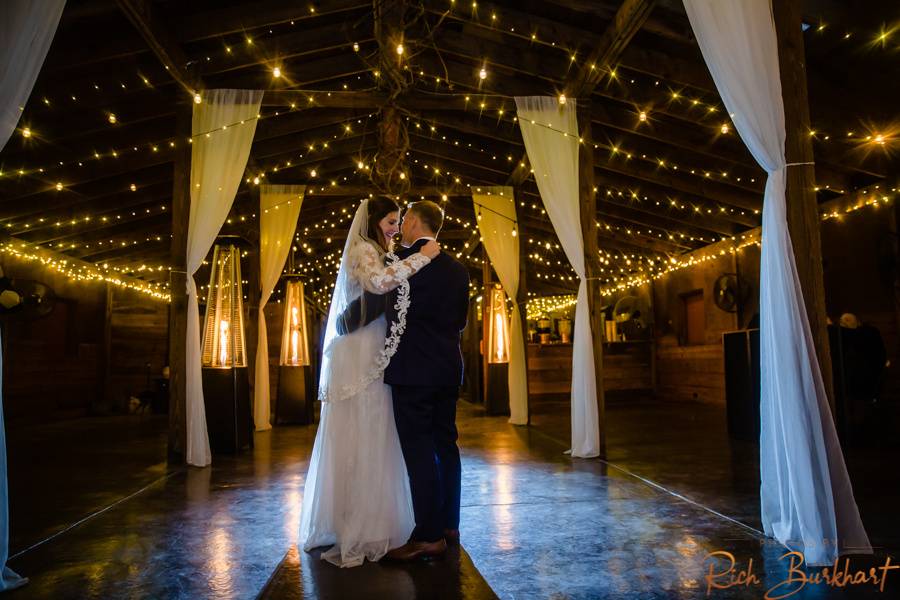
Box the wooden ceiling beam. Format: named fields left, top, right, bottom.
left=172, top=0, right=369, bottom=43
left=12, top=190, right=171, bottom=241
left=115, top=0, right=203, bottom=97
left=1, top=169, right=173, bottom=224
left=29, top=212, right=170, bottom=250
left=4, top=110, right=365, bottom=202
left=592, top=152, right=761, bottom=212
left=407, top=118, right=762, bottom=222
left=569, top=0, right=657, bottom=97
left=428, top=30, right=881, bottom=185
left=39, top=1, right=369, bottom=73
left=206, top=51, right=373, bottom=90
left=506, top=0, right=654, bottom=186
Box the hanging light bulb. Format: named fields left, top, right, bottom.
left=396, top=43, right=404, bottom=55
left=193, top=93, right=202, bottom=104
left=479, top=68, right=487, bottom=80
left=558, top=94, right=567, bottom=105
left=21, top=127, right=32, bottom=138
left=108, top=113, right=117, bottom=124
left=638, top=111, right=648, bottom=122
left=273, top=66, right=282, bottom=78
left=353, top=42, right=359, bottom=52
left=130, top=183, right=137, bottom=192
left=55, top=182, right=63, bottom=191
left=720, top=123, right=730, bottom=134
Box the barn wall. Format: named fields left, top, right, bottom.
left=650, top=248, right=750, bottom=404
left=649, top=203, right=899, bottom=405
left=821, top=206, right=900, bottom=402
left=1, top=254, right=168, bottom=422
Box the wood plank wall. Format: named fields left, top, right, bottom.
left=2, top=253, right=169, bottom=420
left=527, top=341, right=653, bottom=396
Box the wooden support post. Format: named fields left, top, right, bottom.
left=772, top=0, right=835, bottom=413
left=167, top=104, right=190, bottom=462
left=244, top=223, right=260, bottom=400
left=514, top=187, right=531, bottom=424
left=481, top=246, right=491, bottom=404
left=577, top=102, right=607, bottom=458
left=98, top=282, right=113, bottom=414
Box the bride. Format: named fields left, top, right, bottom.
left=299, top=197, right=439, bottom=567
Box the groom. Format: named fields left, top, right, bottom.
left=384, top=200, right=470, bottom=561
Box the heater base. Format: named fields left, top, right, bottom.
left=275, top=365, right=316, bottom=425
left=485, top=363, right=510, bottom=416
left=202, top=367, right=252, bottom=453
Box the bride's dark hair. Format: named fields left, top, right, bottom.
left=366, top=196, right=400, bottom=251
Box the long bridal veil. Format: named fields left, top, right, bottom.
left=317, top=199, right=380, bottom=405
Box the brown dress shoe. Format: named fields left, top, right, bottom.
left=382, top=538, right=447, bottom=562
left=444, top=529, right=460, bottom=545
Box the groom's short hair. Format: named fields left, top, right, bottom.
left=407, top=200, right=444, bottom=235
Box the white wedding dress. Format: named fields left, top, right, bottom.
left=299, top=201, right=430, bottom=567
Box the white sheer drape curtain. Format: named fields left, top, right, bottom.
left=0, top=0, right=66, bottom=151
left=473, top=187, right=528, bottom=425
left=515, top=97, right=600, bottom=458
left=186, top=89, right=263, bottom=467
left=0, top=332, right=27, bottom=591
left=253, top=184, right=305, bottom=431
left=0, top=2, right=65, bottom=588
left=683, top=0, right=870, bottom=566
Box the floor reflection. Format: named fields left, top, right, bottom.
left=5, top=400, right=896, bottom=599
left=491, top=462, right=515, bottom=552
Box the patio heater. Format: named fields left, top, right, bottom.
left=485, top=283, right=510, bottom=415
left=201, top=237, right=252, bottom=453
left=275, top=276, right=316, bottom=424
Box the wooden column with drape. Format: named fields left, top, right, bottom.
left=514, top=187, right=531, bottom=424
left=577, top=101, right=607, bottom=458
left=167, top=103, right=190, bottom=462
left=772, top=0, right=835, bottom=412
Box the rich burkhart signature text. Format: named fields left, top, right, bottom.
left=704, top=550, right=897, bottom=599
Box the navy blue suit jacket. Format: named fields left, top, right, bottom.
left=383, top=239, right=470, bottom=386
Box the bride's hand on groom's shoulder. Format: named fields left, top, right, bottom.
left=421, top=240, right=440, bottom=259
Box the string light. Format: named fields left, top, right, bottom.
left=1, top=241, right=170, bottom=301
left=5, top=19, right=894, bottom=305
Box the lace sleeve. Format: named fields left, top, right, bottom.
left=352, top=243, right=432, bottom=294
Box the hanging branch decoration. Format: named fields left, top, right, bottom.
left=368, top=0, right=431, bottom=197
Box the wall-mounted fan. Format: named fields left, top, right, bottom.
left=0, top=270, right=56, bottom=319
left=713, top=273, right=751, bottom=314
left=613, top=295, right=649, bottom=323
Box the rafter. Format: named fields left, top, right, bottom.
left=115, top=0, right=203, bottom=97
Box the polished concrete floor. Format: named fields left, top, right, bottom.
left=5, top=398, right=899, bottom=599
